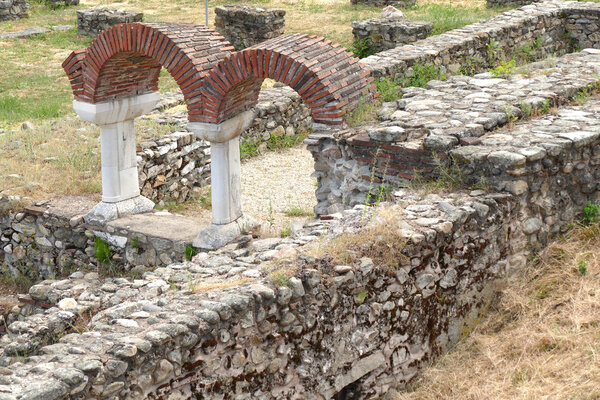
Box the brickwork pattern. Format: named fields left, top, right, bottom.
left=192, top=33, right=377, bottom=125
left=62, top=23, right=234, bottom=104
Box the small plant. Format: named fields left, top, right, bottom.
left=283, top=206, right=314, bottom=217
left=578, top=259, right=589, bottom=276
left=540, top=98, right=552, bottom=115
left=345, top=100, right=376, bottom=127
left=267, top=199, right=275, bottom=228
left=271, top=273, right=292, bottom=287
left=490, top=59, right=516, bottom=78
left=355, top=290, right=367, bottom=305
left=519, top=101, right=533, bottom=118
left=459, top=56, right=486, bottom=76
left=94, top=238, right=112, bottom=264
left=401, top=63, right=447, bottom=88
left=199, top=187, right=212, bottom=209
left=351, top=37, right=377, bottom=59
left=185, top=243, right=197, bottom=261
left=240, top=136, right=262, bottom=160
left=573, top=88, right=590, bottom=105
left=376, top=78, right=402, bottom=102
left=130, top=237, right=140, bottom=250
left=580, top=201, right=600, bottom=226
left=486, top=39, right=503, bottom=66
left=280, top=228, right=291, bottom=238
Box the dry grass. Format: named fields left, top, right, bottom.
left=395, top=224, right=600, bottom=400
left=193, top=277, right=253, bottom=293
left=312, top=204, right=407, bottom=269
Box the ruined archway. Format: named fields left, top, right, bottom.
left=188, top=33, right=376, bottom=249
left=62, top=23, right=233, bottom=225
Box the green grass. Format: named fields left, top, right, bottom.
left=283, top=206, right=314, bottom=217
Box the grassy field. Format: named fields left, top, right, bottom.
left=0, top=0, right=509, bottom=126
left=395, top=222, right=600, bottom=400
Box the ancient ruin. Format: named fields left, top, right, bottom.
left=2, top=0, right=600, bottom=399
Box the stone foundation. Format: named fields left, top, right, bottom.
left=76, top=7, right=143, bottom=36
left=350, top=0, right=416, bottom=8
left=352, top=18, right=432, bottom=52
left=0, top=0, right=28, bottom=21
left=487, top=0, right=540, bottom=7
left=214, top=5, right=285, bottom=50
left=47, top=0, right=79, bottom=7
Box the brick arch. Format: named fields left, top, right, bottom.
left=190, top=33, right=377, bottom=125
left=62, top=22, right=234, bottom=104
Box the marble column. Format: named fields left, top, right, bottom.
left=188, top=110, right=256, bottom=249
left=73, top=92, right=160, bottom=225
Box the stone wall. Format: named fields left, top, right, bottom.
left=307, top=48, right=600, bottom=215
left=0, top=197, right=195, bottom=279
left=0, top=0, right=28, bottom=21
left=47, top=0, right=79, bottom=7
left=487, top=0, right=540, bottom=7
left=350, top=0, right=416, bottom=7
left=76, top=7, right=143, bottom=36
left=138, top=131, right=211, bottom=204
left=360, top=1, right=595, bottom=80
left=214, top=5, right=285, bottom=50
left=352, top=18, right=432, bottom=52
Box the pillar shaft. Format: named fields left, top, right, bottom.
left=100, top=120, right=140, bottom=203
left=210, top=137, right=242, bottom=225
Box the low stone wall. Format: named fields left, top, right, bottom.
left=47, top=0, right=79, bottom=7
left=76, top=7, right=143, bottom=36
left=0, top=0, right=28, bottom=21
left=350, top=0, right=416, bottom=7
left=214, top=5, right=285, bottom=50
left=0, top=197, right=198, bottom=279
left=307, top=49, right=600, bottom=215
left=352, top=18, right=432, bottom=52
left=487, top=0, right=540, bottom=7
left=360, top=1, right=600, bottom=80
left=138, top=131, right=211, bottom=204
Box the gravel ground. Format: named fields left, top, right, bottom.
left=182, top=144, right=317, bottom=233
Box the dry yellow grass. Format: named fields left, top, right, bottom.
left=395, top=224, right=600, bottom=400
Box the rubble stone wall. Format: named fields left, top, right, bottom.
left=76, top=7, right=143, bottom=36
left=214, top=5, right=285, bottom=50
left=487, top=0, right=540, bottom=7
left=360, top=1, right=600, bottom=80
left=352, top=18, right=432, bottom=52
left=0, top=0, right=28, bottom=22
left=350, top=0, right=416, bottom=7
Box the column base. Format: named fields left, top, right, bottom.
left=193, top=214, right=258, bottom=251
left=84, top=196, right=155, bottom=226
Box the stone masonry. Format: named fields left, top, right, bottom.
left=47, top=0, right=79, bottom=7
left=487, top=0, right=541, bottom=7
left=214, top=5, right=286, bottom=51
left=350, top=0, right=416, bottom=8
left=0, top=0, right=28, bottom=22
left=76, top=7, right=143, bottom=36
left=352, top=18, right=432, bottom=52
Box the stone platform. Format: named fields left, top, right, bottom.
left=0, top=195, right=209, bottom=279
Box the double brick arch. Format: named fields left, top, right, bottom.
left=62, top=22, right=234, bottom=104
left=190, top=33, right=377, bottom=125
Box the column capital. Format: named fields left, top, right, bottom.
left=73, top=92, right=161, bottom=126
left=187, top=110, right=255, bottom=142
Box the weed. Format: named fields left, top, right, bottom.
left=490, top=59, right=516, bottom=78
left=283, top=206, right=314, bottom=217
left=271, top=273, right=292, bottom=287
left=580, top=201, right=600, bottom=226
left=280, top=228, right=291, bottom=238
left=459, top=56, right=486, bottom=76
left=351, top=37, right=377, bottom=59
left=578, top=259, right=588, bottom=275
left=130, top=237, right=140, bottom=250
left=94, top=238, right=112, bottom=264
left=355, top=290, right=368, bottom=305
left=410, top=153, right=466, bottom=194
left=185, top=243, right=197, bottom=261
left=402, top=63, right=447, bottom=88
left=573, top=88, right=590, bottom=105
left=267, top=199, right=275, bottom=228
left=345, top=100, right=376, bottom=127
left=540, top=98, right=552, bottom=114
left=519, top=101, right=533, bottom=118
left=486, top=39, right=503, bottom=66
left=376, top=78, right=403, bottom=102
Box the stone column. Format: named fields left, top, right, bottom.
left=73, top=92, right=160, bottom=225
left=188, top=110, right=256, bottom=250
